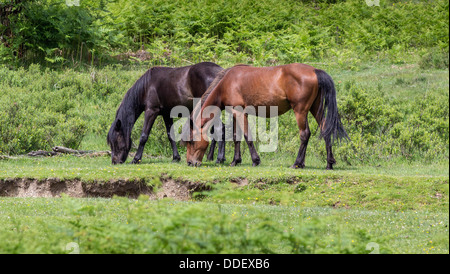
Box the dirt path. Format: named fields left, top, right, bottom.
left=0, top=178, right=207, bottom=200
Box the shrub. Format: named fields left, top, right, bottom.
left=419, top=48, right=449, bottom=70
left=0, top=64, right=88, bottom=154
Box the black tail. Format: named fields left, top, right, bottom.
left=314, top=69, right=349, bottom=143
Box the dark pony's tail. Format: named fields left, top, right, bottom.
left=314, top=69, right=349, bottom=143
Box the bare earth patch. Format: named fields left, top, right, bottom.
left=0, top=178, right=207, bottom=200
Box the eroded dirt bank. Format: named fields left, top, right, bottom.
left=0, top=178, right=207, bottom=200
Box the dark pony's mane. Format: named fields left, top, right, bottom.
left=200, top=64, right=249, bottom=106
left=107, top=68, right=154, bottom=146
left=116, top=68, right=153, bottom=118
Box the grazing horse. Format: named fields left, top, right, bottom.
left=185, top=63, right=348, bottom=169
left=107, top=62, right=226, bottom=165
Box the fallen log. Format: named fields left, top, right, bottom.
left=28, top=150, right=58, bottom=157
left=52, top=146, right=94, bottom=154
left=24, top=146, right=111, bottom=157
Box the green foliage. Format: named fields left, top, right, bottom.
left=1, top=0, right=448, bottom=66
left=0, top=0, right=448, bottom=164
left=334, top=81, right=449, bottom=163
left=419, top=47, right=450, bottom=70
left=0, top=64, right=89, bottom=154
left=0, top=62, right=448, bottom=165
left=0, top=196, right=388, bottom=253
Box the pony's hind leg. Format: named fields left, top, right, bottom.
left=291, top=111, right=311, bottom=169
left=324, top=136, right=336, bottom=170
left=163, top=115, right=181, bottom=162
left=310, top=98, right=336, bottom=170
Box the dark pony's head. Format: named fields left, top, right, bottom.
left=106, top=69, right=151, bottom=164
left=107, top=118, right=132, bottom=165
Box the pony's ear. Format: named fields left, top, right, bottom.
left=114, top=119, right=122, bottom=131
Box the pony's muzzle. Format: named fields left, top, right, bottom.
left=111, top=156, right=124, bottom=165
left=187, top=161, right=201, bottom=167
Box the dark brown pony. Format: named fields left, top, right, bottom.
left=185, top=63, right=348, bottom=169
left=107, top=62, right=226, bottom=165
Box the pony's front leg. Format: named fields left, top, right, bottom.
left=230, top=140, right=242, bottom=166
left=230, top=116, right=242, bottom=166
left=206, top=122, right=226, bottom=163
left=216, top=122, right=226, bottom=164
left=234, top=111, right=260, bottom=166
left=131, top=109, right=158, bottom=164
left=163, top=115, right=181, bottom=162
left=206, top=126, right=216, bottom=162
left=243, top=114, right=260, bottom=166
left=230, top=112, right=260, bottom=167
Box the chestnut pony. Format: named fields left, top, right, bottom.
left=107, top=62, right=226, bottom=165
left=185, top=63, right=348, bottom=169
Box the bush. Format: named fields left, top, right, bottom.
left=419, top=48, right=449, bottom=70
left=1, top=0, right=448, bottom=66
left=0, top=64, right=88, bottom=154
left=334, top=82, right=449, bottom=163
left=41, top=196, right=380, bottom=253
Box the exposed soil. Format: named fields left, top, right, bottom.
left=0, top=178, right=208, bottom=200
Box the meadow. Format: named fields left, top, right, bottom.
left=0, top=152, right=448, bottom=253
left=0, top=0, right=448, bottom=254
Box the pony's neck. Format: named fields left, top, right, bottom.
left=199, top=88, right=221, bottom=130
left=120, top=69, right=153, bottom=121
left=115, top=71, right=151, bottom=137
left=117, top=103, right=142, bottom=128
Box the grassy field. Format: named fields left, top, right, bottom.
left=0, top=145, right=448, bottom=254
left=0, top=0, right=448, bottom=256
left=0, top=196, right=448, bottom=254
left=1, top=59, right=449, bottom=254
left=1, top=60, right=448, bottom=253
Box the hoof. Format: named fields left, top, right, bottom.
left=130, top=159, right=141, bottom=164
left=290, top=164, right=305, bottom=169
left=172, top=156, right=181, bottom=163
left=230, top=159, right=241, bottom=167
left=216, top=158, right=226, bottom=164
left=252, top=159, right=261, bottom=167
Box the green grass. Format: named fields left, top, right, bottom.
left=0, top=58, right=448, bottom=254
left=0, top=196, right=447, bottom=254
left=0, top=152, right=448, bottom=180
left=0, top=153, right=448, bottom=253
left=0, top=0, right=448, bottom=255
